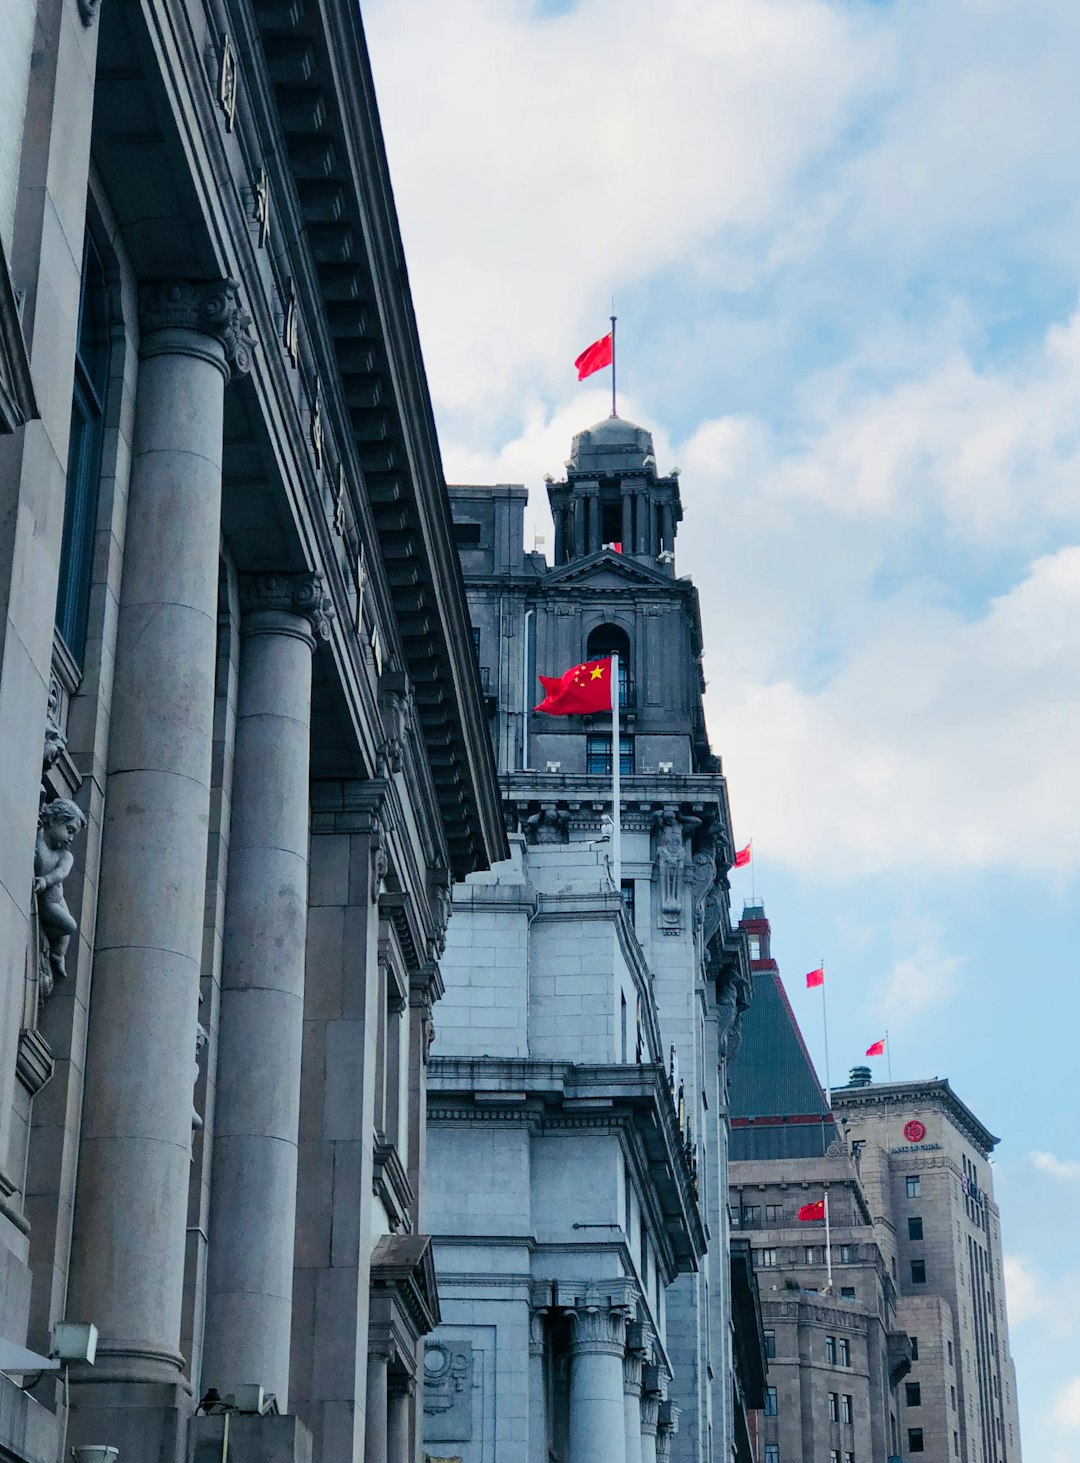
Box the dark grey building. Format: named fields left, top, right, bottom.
left=0, top=3, right=504, bottom=1462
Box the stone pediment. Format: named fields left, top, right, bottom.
left=542, top=549, right=682, bottom=593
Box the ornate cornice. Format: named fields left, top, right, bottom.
left=138, top=279, right=257, bottom=376
left=239, top=571, right=334, bottom=643
left=567, top=1301, right=630, bottom=1358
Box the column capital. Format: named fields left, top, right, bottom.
left=567, top=1301, right=631, bottom=1358
left=623, top=1349, right=644, bottom=1396
left=529, top=1305, right=550, bottom=1357
left=640, top=1392, right=660, bottom=1437
left=138, top=278, right=257, bottom=377
left=387, top=1372, right=416, bottom=1399
left=239, top=571, right=334, bottom=646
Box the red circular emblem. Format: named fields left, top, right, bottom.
left=904, top=1120, right=926, bottom=1143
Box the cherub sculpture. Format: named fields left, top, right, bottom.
left=34, top=798, right=87, bottom=987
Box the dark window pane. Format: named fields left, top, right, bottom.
left=911, top=1260, right=927, bottom=1284
left=906, top=1382, right=922, bottom=1407
left=908, top=1427, right=925, bottom=1453
left=908, top=1216, right=924, bottom=1241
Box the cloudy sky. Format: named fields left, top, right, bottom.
left=365, top=0, right=1080, bottom=1454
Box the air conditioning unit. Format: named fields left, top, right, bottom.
left=658, top=761, right=673, bottom=773
left=545, top=761, right=561, bottom=774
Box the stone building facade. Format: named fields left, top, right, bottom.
left=0, top=3, right=505, bottom=1462
left=421, top=417, right=767, bottom=1463
left=728, top=903, right=913, bottom=1463
left=831, top=1076, right=1023, bottom=1463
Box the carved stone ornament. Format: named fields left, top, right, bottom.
left=192, top=1020, right=209, bottom=1131
left=239, top=570, right=334, bottom=642
left=76, top=0, right=102, bottom=26
left=653, top=807, right=701, bottom=923
left=138, top=279, right=257, bottom=376
left=32, top=798, right=87, bottom=1003
left=567, top=1300, right=630, bottom=1357
left=378, top=687, right=410, bottom=775
left=422, top=1340, right=473, bottom=1442
left=525, top=807, right=569, bottom=845
left=217, top=33, right=238, bottom=132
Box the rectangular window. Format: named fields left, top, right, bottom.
left=748, top=934, right=762, bottom=959
left=910, top=1337, right=919, bottom=1361
left=839, top=1338, right=851, bottom=1367
left=838, top=1244, right=855, bottom=1263
left=765, top=1203, right=783, bottom=1223
left=828, top=1393, right=840, bottom=1422
left=951, top=1385, right=956, bottom=1409
left=948, top=1340, right=954, bottom=1365
left=911, top=1260, right=927, bottom=1284
left=954, top=1431, right=960, bottom=1455
left=906, top=1382, right=922, bottom=1407
left=621, top=992, right=628, bottom=1063
left=585, top=732, right=634, bottom=774
left=845, top=1454, right=855, bottom=1463
left=841, top=1286, right=856, bottom=1300
left=764, top=1386, right=778, bottom=1417
left=906, top=1175, right=921, bottom=1198
left=908, top=1216, right=924, bottom=1241
left=805, top=1246, right=822, bottom=1264
left=755, top=1247, right=778, bottom=1268
left=470, top=625, right=481, bottom=657
left=908, top=1427, right=925, bottom=1453
left=829, top=1452, right=840, bottom=1463
left=765, top=1447, right=780, bottom=1463
left=620, top=879, right=636, bottom=923
left=841, top=1394, right=853, bottom=1424
left=826, top=1336, right=837, bottom=1364
left=763, top=1330, right=776, bottom=1360
left=742, top=1204, right=761, bottom=1226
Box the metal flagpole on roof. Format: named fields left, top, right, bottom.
left=821, top=956, right=832, bottom=1111
left=886, top=1028, right=893, bottom=1082
left=610, top=653, right=621, bottom=888
left=824, top=1189, right=834, bottom=1292
left=610, top=304, right=617, bottom=418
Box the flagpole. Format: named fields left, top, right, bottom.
left=750, top=838, right=756, bottom=902
left=610, top=309, right=617, bottom=418
left=886, top=1028, right=893, bottom=1082
left=610, top=652, right=621, bottom=888
left=821, top=957, right=832, bottom=1111
left=824, top=1189, right=834, bottom=1293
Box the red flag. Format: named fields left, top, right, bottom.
left=575, top=333, right=614, bottom=380
left=805, top=967, right=825, bottom=989
left=866, top=1038, right=886, bottom=1057
left=535, top=657, right=613, bottom=716
left=734, top=843, right=751, bottom=867
left=797, top=1199, right=826, bottom=1222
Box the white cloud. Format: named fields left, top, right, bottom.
left=1029, top=1151, right=1080, bottom=1182
left=1054, top=1374, right=1080, bottom=1430
left=878, top=930, right=964, bottom=1030
left=1003, top=1255, right=1049, bottom=1326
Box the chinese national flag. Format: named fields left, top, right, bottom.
left=797, top=1199, right=826, bottom=1222
left=535, top=658, right=613, bottom=716
left=805, top=967, right=825, bottom=989
left=575, top=333, right=614, bottom=380
left=866, top=1038, right=886, bottom=1057
left=734, top=843, right=752, bottom=867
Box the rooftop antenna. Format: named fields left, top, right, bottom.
left=610, top=297, right=617, bottom=418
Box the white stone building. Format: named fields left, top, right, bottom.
left=0, top=3, right=506, bottom=1462
left=421, top=424, right=768, bottom=1463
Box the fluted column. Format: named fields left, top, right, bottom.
left=568, top=1303, right=629, bottom=1463
left=529, top=1306, right=549, bottom=1463
left=621, top=490, right=633, bottom=552
left=573, top=499, right=585, bottom=558
left=640, top=1392, right=659, bottom=1463
left=202, top=572, right=331, bottom=1406
left=67, top=280, right=253, bottom=1382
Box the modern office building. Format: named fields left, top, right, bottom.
left=0, top=3, right=505, bottom=1462
left=832, top=1075, right=1024, bottom=1463
left=729, top=902, right=913, bottom=1463
left=421, top=415, right=768, bottom=1463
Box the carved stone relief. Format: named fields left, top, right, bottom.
left=653, top=807, right=701, bottom=925
left=31, top=798, right=87, bottom=1003
left=422, top=1339, right=473, bottom=1441
left=525, top=807, right=569, bottom=845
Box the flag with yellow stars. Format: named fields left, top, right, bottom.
left=534, top=657, right=613, bottom=716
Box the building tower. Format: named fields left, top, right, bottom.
left=831, top=1075, right=1024, bottom=1463
left=422, top=416, right=766, bottom=1463
left=728, top=902, right=914, bottom=1463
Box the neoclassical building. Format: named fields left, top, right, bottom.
left=422, top=418, right=767, bottom=1463
left=0, top=3, right=504, bottom=1462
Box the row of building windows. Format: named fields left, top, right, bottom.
left=907, top=1335, right=955, bottom=1366
left=762, top=1451, right=854, bottom=1463
left=827, top=1392, right=855, bottom=1424
left=825, top=1335, right=852, bottom=1367
left=752, top=1246, right=859, bottom=1268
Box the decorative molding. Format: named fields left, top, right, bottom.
left=373, top=1138, right=414, bottom=1234
left=217, top=33, right=238, bottom=132
left=138, top=279, right=256, bottom=376
left=239, top=571, right=334, bottom=643
left=0, top=243, right=37, bottom=430
left=76, top=0, right=102, bottom=27
left=566, top=1292, right=632, bottom=1357
left=16, top=1026, right=54, bottom=1097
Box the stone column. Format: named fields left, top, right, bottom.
left=621, top=490, right=633, bottom=552
left=386, top=1375, right=412, bottom=1463
left=635, top=492, right=648, bottom=555
left=656, top=1400, right=679, bottom=1463
left=573, top=499, right=585, bottom=558
left=202, top=572, right=331, bottom=1407
left=640, top=1392, right=659, bottom=1463
left=660, top=502, right=674, bottom=554
left=528, top=1306, right=549, bottom=1463
left=364, top=1346, right=389, bottom=1463
left=568, top=1303, right=629, bottom=1463
left=623, top=1349, right=644, bottom=1463
left=553, top=508, right=566, bottom=565
left=67, top=280, right=253, bottom=1382
left=589, top=488, right=603, bottom=553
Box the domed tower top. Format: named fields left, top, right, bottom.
left=568, top=415, right=656, bottom=475
left=548, top=414, right=682, bottom=571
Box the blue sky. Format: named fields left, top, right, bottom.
left=365, top=1, right=1080, bottom=1454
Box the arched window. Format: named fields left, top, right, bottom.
left=56, top=230, right=111, bottom=663
left=586, top=623, right=631, bottom=707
